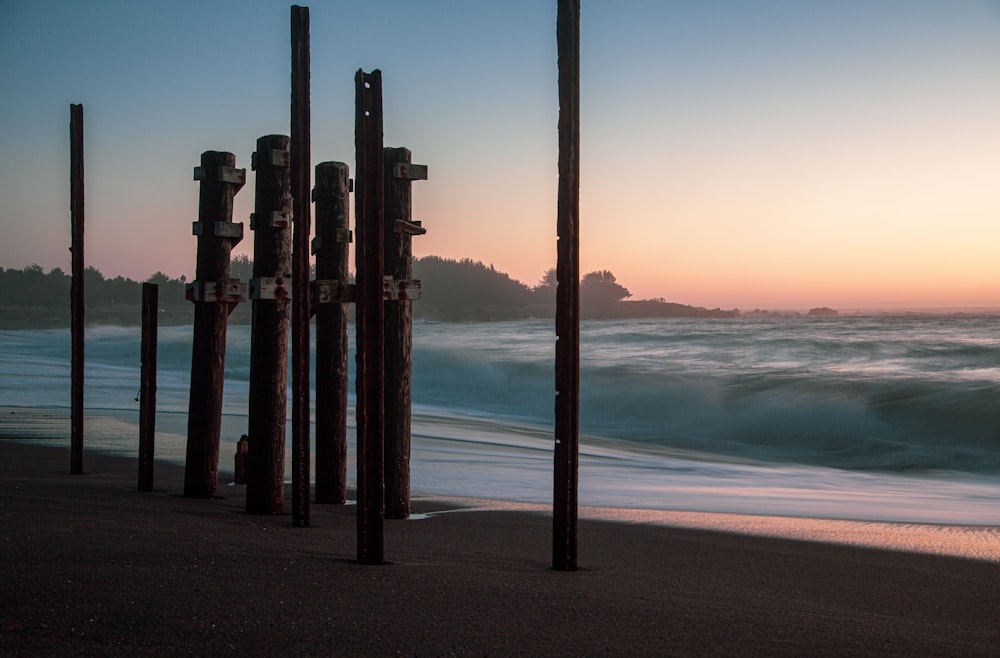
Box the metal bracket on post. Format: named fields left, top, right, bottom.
left=392, top=163, right=428, bottom=181
left=192, top=221, right=244, bottom=246
left=251, top=149, right=290, bottom=170
left=249, top=211, right=291, bottom=230
left=394, top=220, right=427, bottom=236
left=249, top=276, right=292, bottom=301
left=185, top=279, right=247, bottom=303
left=382, top=276, right=422, bottom=302
left=193, top=166, right=247, bottom=190
left=311, top=279, right=356, bottom=305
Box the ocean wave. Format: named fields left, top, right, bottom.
left=5, top=316, right=1000, bottom=477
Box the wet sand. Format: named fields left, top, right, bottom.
left=2, top=438, right=999, bottom=656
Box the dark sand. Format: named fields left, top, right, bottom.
left=2, top=439, right=999, bottom=656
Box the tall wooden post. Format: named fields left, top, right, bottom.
left=138, top=282, right=158, bottom=491
left=246, top=134, right=292, bottom=515
left=183, top=150, right=245, bottom=499
left=553, top=0, right=581, bottom=571
left=383, top=147, right=427, bottom=520
left=70, top=103, right=84, bottom=475
left=290, top=4, right=312, bottom=527
left=355, top=68, right=385, bottom=564
left=313, top=161, right=351, bottom=505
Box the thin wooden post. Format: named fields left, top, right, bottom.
left=313, top=161, right=351, bottom=505
left=70, top=103, right=84, bottom=475
left=383, top=147, right=427, bottom=520
left=290, top=4, right=312, bottom=527
left=138, top=282, right=158, bottom=491
left=246, top=134, right=292, bottom=515
left=355, top=68, right=385, bottom=564
left=183, top=150, right=245, bottom=499
left=553, top=0, right=581, bottom=571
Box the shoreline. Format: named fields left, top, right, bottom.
left=3, top=405, right=1000, bottom=565
left=3, top=438, right=1000, bottom=655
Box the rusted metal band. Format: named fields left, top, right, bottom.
left=185, top=279, right=247, bottom=303
left=249, top=276, right=292, bottom=301
left=311, top=279, right=356, bottom=304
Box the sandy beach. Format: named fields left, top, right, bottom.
left=3, top=438, right=1000, bottom=656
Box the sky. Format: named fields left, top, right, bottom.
left=2, top=1, right=1000, bottom=311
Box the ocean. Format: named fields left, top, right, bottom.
left=2, top=314, right=999, bottom=525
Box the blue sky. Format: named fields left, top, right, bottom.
left=3, top=1, right=1000, bottom=309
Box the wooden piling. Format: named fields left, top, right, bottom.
left=290, top=4, right=312, bottom=527
left=183, top=150, right=245, bottom=499
left=313, top=161, right=351, bottom=505
left=246, top=134, right=292, bottom=515
left=138, top=282, right=158, bottom=492
left=553, top=0, right=581, bottom=571
left=383, top=147, right=427, bottom=520
left=70, top=103, right=84, bottom=475
left=355, top=68, right=385, bottom=564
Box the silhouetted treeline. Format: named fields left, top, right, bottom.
left=0, top=255, right=739, bottom=328
left=0, top=262, right=220, bottom=328
left=412, top=257, right=737, bottom=321
left=413, top=256, right=534, bottom=321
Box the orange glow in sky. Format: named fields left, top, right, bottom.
left=2, top=1, right=999, bottom=311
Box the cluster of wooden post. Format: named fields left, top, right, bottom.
left=181, top=150, right=424, bottom=522
left=175, top=9, right=426, bottom=567
left=71, top=1, right=579, bottom=571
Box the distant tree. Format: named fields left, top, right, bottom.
left=532, top=267, right=558, bottom=301
left=148, top=271, right=171, bottom=286
left=413, top=256, right=531, bottom=321
left=146, top=271, right=188, bottom=306
left=538, top=268, right=557, bottom=289
left=0, top=264, right=65, bottom=307
left=581, top=270, right=631, bottom=317
left=230, top=254, right=254, bottom=281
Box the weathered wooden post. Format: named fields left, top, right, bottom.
left=355, top=68, right=385, bottom=564
left=383, top=147, right=426, bottom=520
left=553, top=0, right=581, bottom=571
left=290, top=4, right=312, bottom=528
left=70, top=103, right=84, bottom=475
left=313, top=161, right=352, bottom=505
left=183, top=151, right=246, bottom=499
left=138, top=282, right=158, bottom=491
left=246, top=134, right=292, bottom=515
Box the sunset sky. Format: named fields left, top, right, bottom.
left=2, top=1, right=1000, bottom=310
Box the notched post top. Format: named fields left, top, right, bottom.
left=251, top=149, right=290, bottom=170
left=394, top=219, right=427, bottom=236
left=193, top=165, right=246, bottom=189
left=392, top=162, right=428, bottom=181
left=250, top=211, right=291, bottom=230
left=185, top=279, right=247, bottom=303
